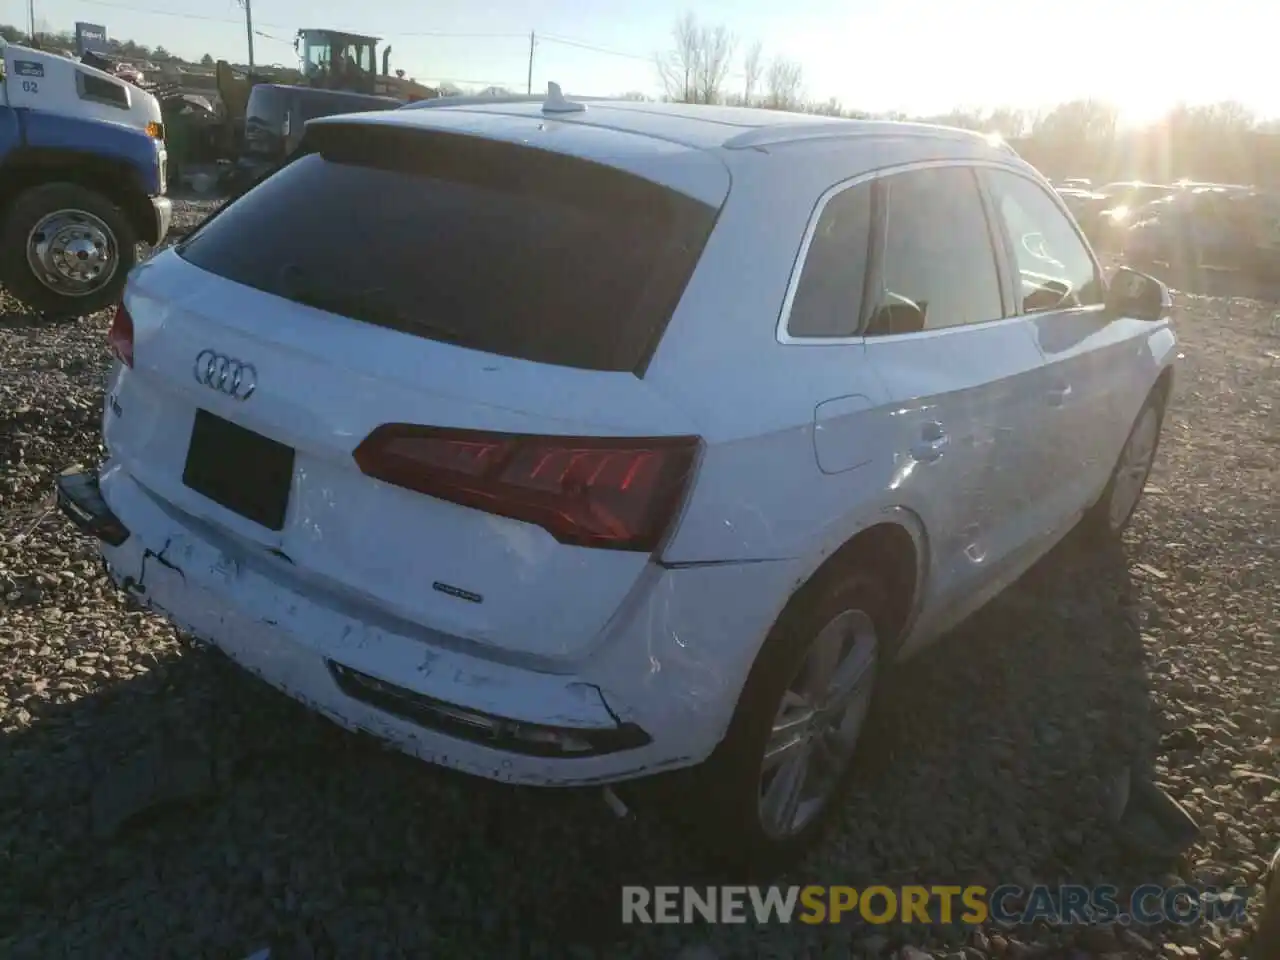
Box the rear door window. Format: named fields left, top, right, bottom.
left=865, top=166, right=1004, bottom=335
left=177, top=125, right=719, bottom=373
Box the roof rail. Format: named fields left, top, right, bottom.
left=723, top=118, right=1008, bottom=152
left=721, top=119, right=859, bottom=150
left=400, top=93, right=546, bottom=110
left=400, top=89, right=607, bottom=112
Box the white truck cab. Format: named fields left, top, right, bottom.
left=0, top=40, right=171, bottom=317
left=2, top=43, right=164, bottom=133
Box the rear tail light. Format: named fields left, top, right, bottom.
left=352, top=425, right=701, bottom=552
left=107, top=302, right=134, bottom=367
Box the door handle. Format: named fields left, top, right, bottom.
left=911, top=421, right=949, bottom=462
left=1048, top=383, right=1072, bottom=407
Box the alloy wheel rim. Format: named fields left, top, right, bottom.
left=1109, top=407, right=1159, bottom=530
left=26, top=209, right=119, bottom=296
left=758, top=608, right=879, bottom=839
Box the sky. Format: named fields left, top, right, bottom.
left=8, top=0, right=1273, bottom=121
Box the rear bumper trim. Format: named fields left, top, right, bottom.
left=327, top=660, right=651, bottom=758
left=55, top=468, right=130, bottom=546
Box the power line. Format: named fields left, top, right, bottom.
left=68, top=0, right=273, bottom=27
left=427, top=76, right=527, bottom=88
left=50, top=6, right=698, bottom=85
left=394, top=31, right=526, bottom=39
left=536, top=33, right=747, bottom=81
left=537, top=34, right=651, bottom=63
left=66, top=0, right=529, bottom=40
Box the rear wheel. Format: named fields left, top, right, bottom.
left=0, top=182, right=138, bottom=318
left=674, top=568, right=887, bottom=872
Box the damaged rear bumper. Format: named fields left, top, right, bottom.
left=58, top=463, right=798, bottom=786
left=60, top=462, right=801, bottom=786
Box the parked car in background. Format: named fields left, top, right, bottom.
left=1123, top=186, right=1280, bottom=280
left=1056, top=187, right=1112, bottom=247
left=1083, top=181, right=1176, bottom=252
left=1099, top=180, right=1177, bottom=208
left=57, top=98, right=1177, bottom=869
left=238, top=83, right=402, bottom=180
left=1172, top=179, right=1250, bottom=193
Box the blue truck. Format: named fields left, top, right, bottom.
left=0, top=38, right=170, bottom=317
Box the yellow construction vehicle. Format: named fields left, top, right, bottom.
left=295, top=29, right=435, bottom=101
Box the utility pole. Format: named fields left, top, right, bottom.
left=526, top=31, right=534, bottom=94
left=241, top=0, right=256, bottom=72
left=27, top=0, right=35, bottom=45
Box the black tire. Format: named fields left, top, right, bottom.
left=0, top=182, right=138, bottom=318
left=669, top=567, right=890, bottom=874
left=1080, top=388, right=1167, bottom=542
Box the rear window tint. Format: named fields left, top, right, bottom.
left=177, top=126, right=718, bottom=373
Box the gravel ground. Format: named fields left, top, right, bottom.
left=0, top=206, right=1276, bottom=959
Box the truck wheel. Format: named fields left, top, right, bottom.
left=0, top=183, right=138, bottom=318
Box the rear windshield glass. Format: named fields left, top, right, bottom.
left=245, top=87, right=288, bottom=123
left=243, top=88, right=288, bottom=153
left=177, top=124, right=719, bottom=373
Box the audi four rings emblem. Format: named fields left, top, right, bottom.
left=193, top=350, right=257, bottom=400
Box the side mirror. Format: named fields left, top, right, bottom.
left=1106, top=266, right=1170, bottom=322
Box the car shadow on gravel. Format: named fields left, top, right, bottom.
left=0, top=531, right=1163, bottom=958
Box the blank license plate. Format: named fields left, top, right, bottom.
left=182, top=409, right=294, bottom=531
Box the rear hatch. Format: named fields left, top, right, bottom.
left=108, top=116, right=727, bottom=662
left=242, top=84, right=291, bottom=160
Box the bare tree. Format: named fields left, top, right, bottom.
left=923, top=108, right=987, bottom=131
left=695, top=23, right=735, bottom=105
left=742, top=40, right=763, bottom=106
left=656, top=13, right=736, bottom=104
left=765, top=57, right=803, bottom=111
left=983, top=106, right=1033, bottom=139
left=811, top=96, right=844, bottom=117
left=1032, top=99, right=1119, bottom=145
left=655, top=12, right=702, bottom=103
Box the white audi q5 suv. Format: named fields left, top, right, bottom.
left=58, top=91, right=1176, bottom=867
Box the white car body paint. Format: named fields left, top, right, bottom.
left=93, top=99, right=1176, bottom=785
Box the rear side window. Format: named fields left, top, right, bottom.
left=178, top=125, right=718, bottom=373
left=866, top=166, right=1003, bottom=335
left=982, top=169, right=1103, bottom=313
left=787, top=182, right=873, bottom=338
